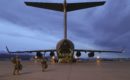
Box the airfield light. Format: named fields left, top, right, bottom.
left=35, top=56, right=37, bottom=59
left=97, top=56, right=100, bottom=59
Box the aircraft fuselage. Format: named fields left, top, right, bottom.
left=56, top=39, right=74, bottom=59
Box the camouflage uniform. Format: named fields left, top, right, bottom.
left=40, top=58, right=48, bottom=72
left=11, top=56, right=22, bottom=75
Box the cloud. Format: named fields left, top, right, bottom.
left=0, top=19, right=59, bottom=50
left=0, top=0, right=130, bottom=57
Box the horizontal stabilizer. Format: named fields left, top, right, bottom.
left=24, top=1, right=106, bottom=12
left=67, top=1, right=105, bottom=12
left=25, top=2, right=63, bottom=11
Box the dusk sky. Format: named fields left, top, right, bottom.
left=0, top=0, right=130, bottom=58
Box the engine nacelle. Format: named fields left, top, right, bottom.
left=36, top=51, right=42, bottom=58
left=50, top=51, right=55, bottom=57
left=88, top=52, right=94, bottom=57
left=76, top=51, right=81, bottom=57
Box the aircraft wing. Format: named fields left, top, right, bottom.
left=6, top=46, right=56, bottom=53
left=24, top=1, right=105, bottom=12
left=74, top=49, right=123, bottom=53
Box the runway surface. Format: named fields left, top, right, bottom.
left=0, top=61, right=130, bottom=80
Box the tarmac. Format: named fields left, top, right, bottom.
left=0, top=61, right=130, bottom=80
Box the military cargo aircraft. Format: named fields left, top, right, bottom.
left=6, top=0, right=123, bottom=62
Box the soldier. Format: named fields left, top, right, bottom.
left=11, top=55, right=22, bottom=75
left=40, top=57, right=48, bottom=72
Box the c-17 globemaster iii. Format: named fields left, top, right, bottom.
left=6, top=0, right=123, bottom=62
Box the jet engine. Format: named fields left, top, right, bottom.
left=88, top=52, right=94, bottom=57
left=76, top=51, right=81, bottom=57
left=50, top=51, right=55, bottom=57
left=36, top=51, right=42, bottom=58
